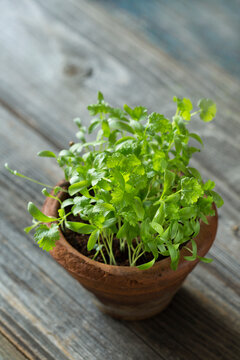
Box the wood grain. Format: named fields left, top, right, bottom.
left=0, top=333, right=27, bottom=360
left=0, top=0, right=239, bottom=359
left=96, top=0, right=240, bottom=79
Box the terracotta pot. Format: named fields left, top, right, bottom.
left=43, top=181, right=218, bottom=321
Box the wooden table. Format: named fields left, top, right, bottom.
left=0, top=1, right=239, bottom=359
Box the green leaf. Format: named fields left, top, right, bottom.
left=88, top=119, right=101, bottom=134
left=153, top=152, right=167, bottom=172
left=164, top=170, right=175, bottom=190
left=174, top=136, right=182, bottom=153
left=189, top=133, right=204, bottom=146
left=188, top=167, right=202, bottom=183
left=150, top=221, right=163, bottom=235
left=124, top=105, right=147, bottom=121
left=24, top=224, right=38, bottom=233
left=181, top=177, right=203, bottom=204
left=34, top=224, right=60, bottom=251
left=198, top=256, right=213, bottom=263
left=102, top=119, right=110, bottom=137
left=148, top=112, right=171, bottom=133
left=184, top=255, right=196, bottom=262
left=74, top=117, right=82, bottom=128
left=137, top=258, right=155, bottom=270
left=116, top=222, right=128, bottom=239
left=210, top=190, right=224, bottom=208
left=28, top=202, right=58, bottom=222
left=179, top=206, right=196, bottom=219
left=109, top=119, right=134, bottom=134
left=61, top=198, right=74, bottom=208
left=173, top=97, right=193, bottom=121
left=68, top=181, right=88, bottom=196
left=133, top=197, right=145, bottom=220
left=87, top=229, right=100, bottom=251
left=198, top=98, right=217, bottom=122
left=115, top=136, right=135, bottom=145
left=191, top=239, right=197, bottom=258
left=112, top=169, right=125, bottom=190
left=98, top=91, right=104, bottom=103
left=37, top=150, right=56, bottom=158
left=153, top=203, right=165, bottom=224
left=203, top=179, right=215, bottom=191
left=168, top=244, right=180, bottom=270
left=65, top=221, right=96, bottom=234
left=93, top=203, right=115, bottom=215
left=102, top=217, right=117, bottom=228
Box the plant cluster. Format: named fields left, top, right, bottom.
left=6, top=93, right=223, bottom=269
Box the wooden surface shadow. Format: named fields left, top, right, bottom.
left=122, top=287, right=240, bottom=360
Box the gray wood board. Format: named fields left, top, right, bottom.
left=95, top=0, right=240, bottom=79
left=0, top=0, right=240, bottom=359
left=0, top=333, right=27, bottom=360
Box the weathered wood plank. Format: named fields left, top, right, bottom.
left=97, top=0, right=240, bottom=79
left=0, top=333, right=27, bottom=360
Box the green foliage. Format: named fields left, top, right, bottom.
left=6, top=93, right=223, bottom=269
left=34, top=224, right=60, bottom=251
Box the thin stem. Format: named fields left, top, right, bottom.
left=5, top=164, right=68, bottom=192
left=127, top=243, right=132, bottom=266
left=131, top=250, right=145, bottom=267
left=98, top=236, right=107, bottom=264
left=190, top=110, right=201, bottom=117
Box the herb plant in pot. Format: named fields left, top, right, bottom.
left=6, top=93, right=223, bottom=320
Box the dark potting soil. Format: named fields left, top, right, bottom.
left=63, top=210, right=166, bottom=266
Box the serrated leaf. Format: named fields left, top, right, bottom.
left=148, top=112, right=171, bottom=133
left=34, top=224, right=60, bottom=251
left=198, top=98, right=217, bottom=122
left=181, top=177, right=203, bottom=204
left=203, top=179, right=215, bottom=191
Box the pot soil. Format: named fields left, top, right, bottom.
left=43, top=181, right=218, bottom=321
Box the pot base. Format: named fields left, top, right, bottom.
left=92, top=292, right=176, bottom=321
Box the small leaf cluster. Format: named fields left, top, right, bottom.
left=6, top=93, right=223, bottom=270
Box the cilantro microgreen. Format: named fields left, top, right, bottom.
left=6, top=93, right=223, bottom=269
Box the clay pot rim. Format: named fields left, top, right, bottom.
left=46, top=180, right=217, bottom=276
